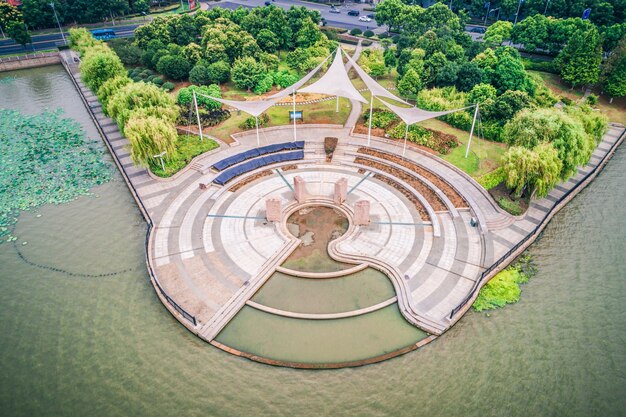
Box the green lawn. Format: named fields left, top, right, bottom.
left=529, top=70, right=626, bottom=125
left=205, top=97, right=352, bottom=142
left=150, top=134, right=219, bottom=177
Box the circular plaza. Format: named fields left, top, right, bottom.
left=146, top=124, right=516, bottom=367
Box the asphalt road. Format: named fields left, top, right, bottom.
left=0, top=1, right=486, bottom=56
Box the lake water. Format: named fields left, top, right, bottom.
left=0, top=65, right=624, bottom=417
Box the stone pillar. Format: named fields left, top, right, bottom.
left=354, top=200, right=371, bottom=226
left=334, top=178, right=348, bottom=205
left=266, top=198, right=282, bottom=222
left=294, top=176, right=307, bottom=203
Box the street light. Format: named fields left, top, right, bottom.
left=513, top=0, right=525, bottom=26
left=153, top=151, right=167, bottom=171
left=49, top=3, right=66, bottom=45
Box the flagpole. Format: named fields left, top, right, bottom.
left=367, top=94, right=373, bottom=146
left=465, top=104, right=479, bottom=159
left=193, top=91, right=203, bottom=141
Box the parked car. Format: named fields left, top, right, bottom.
left=470, top=26, right=486, bottom=33
left=358, top=16, right=371, bottom=22
left=347, top=10, right=360, bottom=16
left=329, top=7, right=340, bottom=13
left=367, top=13, right=375, bottom=19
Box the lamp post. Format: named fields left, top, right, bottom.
left=153, top=151, right=167, bottom=171
left=513, top=0, right=525, bottom=26
left=49, top=3, right=66, bottom=45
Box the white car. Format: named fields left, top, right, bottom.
left=358, top=16, right=371, bottom=22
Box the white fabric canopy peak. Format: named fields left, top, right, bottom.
left=298, top=48, right=367, bottom=103
left=379, top=99, right=471, bottom=126
left=342, top=49, right=408, bottom=105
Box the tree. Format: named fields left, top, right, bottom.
left=6, top=22, right=31, bottom=50
left=189, top=65, right=212, bottom=86
left=375, top=0, right=406, bottom=32
left=96, top=75, right=132, bottom=114
left=156, top=55, right=192, bottom=81
left=359, top=49, right=387, bottom=78
left=80, top=50, right=125, bottom=93
left=295, top=17, right=322, bottom=48
left=556, top=27, right=603, bottom=87
left=491, top=90, right=532, bottom=122
left=511, top=14, right=549, bottom=52
left=434, top=61, right=459, bottom=87
left=107, top=82, right=177, bottom=131
left=125, top=116, right=178, bottom=168
left=492, top=54, right=533, bottom=95
left=484, top=21, right=513, bottom=47
left=397, top=68, right=423, bottom=98
left=601, top=36, right=626, bottom=101
left=0, top=3, right=23, bottom=32
left=257, top=28, right=279, bottom=53
left=230, top=57, right=266, bottom=91
left=467, top=83, right=497, bottom=105
left=207, top=61, right=231, bottom=84
left=177, top=85, right=222, bottom=110
left=503, top=108, right=594, bottom=179
left=502, top=144, right=562, bottom=198
left=455, top=61, right=484, bottom=92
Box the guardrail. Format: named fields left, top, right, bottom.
left=0, top=52, right=59, bottom=63
left=61, top=57, right=197, bottom=327
left=449, top=127, right=626, bottom=320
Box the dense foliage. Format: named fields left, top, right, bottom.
left=0, top=109, right=112, bottom=243
left=473, top=255, right=537, bottom=311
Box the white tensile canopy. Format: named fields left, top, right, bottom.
left=193, top=46, right=477, bottom=153
left=298, top=48, right=368, bottom=104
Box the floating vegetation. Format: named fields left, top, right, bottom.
left=0, top=109, right=112, bottom=243
left=473, top=255, right=537, bottom=311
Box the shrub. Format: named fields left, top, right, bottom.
left=363, top=30, right=375, bottom=38
left=239, top=113, right=269, bottom=130
left=189, top=64, right=211, bottom=85
left=365, top=109, right=398, bottom=129
left=162, top=82, right=175, bottom=91
left=350, top=28, right=362, bottom=36
left=472, top=267, right=528, bottom=311
left=477, top=167, right=505, bottom=190
left=156, top=55, right=192, bottom=80
left=497, top=197, right=524, bottom=216
left=107, top=82, right=178, bottom=132
left=152, top=77, right=164, bottom=86
left=586, top=94, right=599, bottom=105
left=207, top=61, right=231, bottom=84
left=177, top=85, right=222, bottom=110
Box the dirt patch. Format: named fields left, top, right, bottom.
left=324, top=137, right=338, bottom=162
left=229, top=170, right=273, bottom=192
left=488, top=182, right=529, bottom=216
left=371, top=174, right=429, bottom=220
left=357, top=148, right=468, bottom=209
left=282, top=164, right=299, bottom=171
left=355, top=157, right=447, bottom=212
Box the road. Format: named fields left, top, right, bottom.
left=1, top=0, right=483, bottom=56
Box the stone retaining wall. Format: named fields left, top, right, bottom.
left=0, top=52, right=61, bottom=72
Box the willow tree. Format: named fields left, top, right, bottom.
left=97, top=76, right=132, bottom=115
left=124, top=116, right=178, bottom=168
left=502, top=143, right=562, bottom=198
left=80, top=50, right=126, bottom=93
left=107, top=82, right=178, bottom=132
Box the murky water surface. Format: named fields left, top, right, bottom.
left=1, top=66, right=625, bottom=417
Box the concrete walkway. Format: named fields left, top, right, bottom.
left=62, top=48, right=626, bottom=357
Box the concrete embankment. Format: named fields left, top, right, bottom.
left=0, top=52, right=61, bottom=72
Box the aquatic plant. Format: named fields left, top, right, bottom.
left=0, top=109, right=112, bottom=242
left=473, top=255, right=536, bottom=311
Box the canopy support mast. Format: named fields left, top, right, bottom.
left=255, top=116, right=260, bottom=147
left=193, top=91, right=203, bottom=141
left=367, top=94, right=374, bottom=147
left=292, top=88, right=297, bottom=141
left=465, top=103, right=479, bottom=159
left=402, top=123, right=409, bottom=156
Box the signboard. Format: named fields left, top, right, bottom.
left=289, top=111, right=303, bottom=121
left=582, top=8, right=591, bottom=20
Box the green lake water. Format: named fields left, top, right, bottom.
left=1, top=65, right=625, bottom=416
